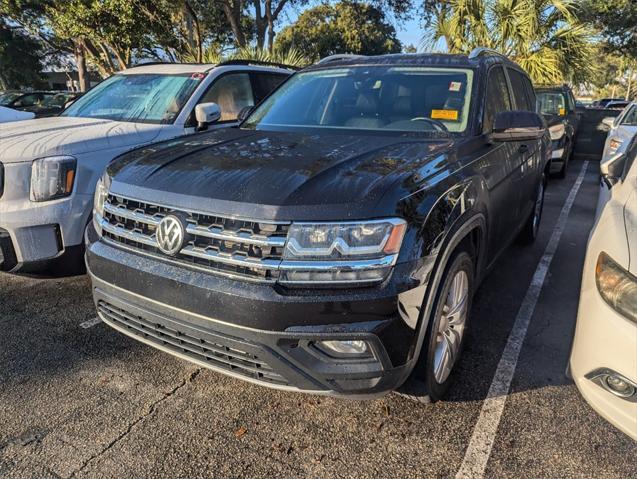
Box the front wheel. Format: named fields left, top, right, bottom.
left=398, top=249, right=475, bottom=402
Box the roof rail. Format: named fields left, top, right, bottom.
left=215, top=59, right=299, bottom=70
left=468, top=47, right=505, bottom=60
left=317, top=54, right=366, bottom=65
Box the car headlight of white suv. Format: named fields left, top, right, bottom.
left=30, top=156, right=77, bottom=202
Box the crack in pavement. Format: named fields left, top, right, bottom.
left=68, top=368, right=201, bottom=478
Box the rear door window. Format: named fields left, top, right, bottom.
left=483, top=66, right=512, bottom=133
left=507, top=69, right=534, bottom=111
left=251, top=73, right=287, bottom=104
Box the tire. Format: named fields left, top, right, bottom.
left=556, top=144, right=569, bottom=179
left=397, top=248, right=475, bottom=402
left=517, top=174, right=546, bottom=244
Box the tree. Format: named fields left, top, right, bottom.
left=276, top=1, right=402, bottom=61
left=423, top=0, right=596, bottom=84
left=0, top=19, right=45, bottom=89
left=580, top=0, right=637, bottom=59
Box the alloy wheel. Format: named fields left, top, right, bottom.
left=433, top=270, right=469, bottom=384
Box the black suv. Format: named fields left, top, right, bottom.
left=536, top=85, right=579, bottom=178
left=86, top=50, right=549, bottom=401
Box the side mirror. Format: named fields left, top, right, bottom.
left=600, top=152, right=626, bottom=188
left=237, top=106, right=253, bottom=122
left=601, top=117, right=615, bottom=129
left=490, top=110, right=546, bottom=142
left=195, top=102, right=221, bottom=130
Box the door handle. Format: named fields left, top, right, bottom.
left=518, top=144, right=529, bottom=154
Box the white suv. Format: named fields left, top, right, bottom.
left=570, top=135, right=637, bottom=440
left=0, top=61, right=291, bottom=273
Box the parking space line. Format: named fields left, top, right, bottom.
left=456, top=161, right=590, bottom=479
left=80, top=317, right=102, bottom=329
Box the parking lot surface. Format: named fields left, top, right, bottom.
left=1, top=160, right=636, bottom=478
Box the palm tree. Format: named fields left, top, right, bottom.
left=423, top=0, right=596, bottom=84
left=181, top=45, right=312, bottom=68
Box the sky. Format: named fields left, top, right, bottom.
left=396, top=18, right=423, bottom=49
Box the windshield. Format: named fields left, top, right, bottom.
left=62, top=73, right=203, bottom=124
left=244, top=66, right=474, bottom=134
left=621, top=105, right=637, bottom=125
left=537, top=91, right=566, bottom=116
left=41, top=93, right=73, bottom=108
left=0, top=92, right=21, bottom=106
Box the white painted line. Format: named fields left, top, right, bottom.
left=456, top=161, right=590, bottom=479
left=80, top=317, right=102, bottom=329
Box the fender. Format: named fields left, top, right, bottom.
left=396, top=178, right=488, bottom=383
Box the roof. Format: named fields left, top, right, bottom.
left=305, top=52, right=520, bottom=72
left=120, top=63, right=217, bottom=75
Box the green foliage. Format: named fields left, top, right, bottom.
left=580, top=0, right=637, bottom=58
left=182, top=45, right=312, bottom=67
left=0, top=19, right=45, bottom=89
left=424, top=0, right=596, bottom=85
left=275, top=1, right=402, bottom=61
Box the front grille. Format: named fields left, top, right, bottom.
left=101, top=194, right=289, bottom=281
left=98, top=300, right=289, bottom=386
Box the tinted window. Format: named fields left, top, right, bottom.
left=252, top=73, right=287, bottom=103
left=245, top=66, right=475, bottom=134
left=483, top=66, right=512, bottom=133
left=200, top=73, right=254, bottom=121
left=621, top=105, right=637, bottom=126
left=621, top=135, right=637, bottom=181
left=507, top=69, right=533, bottom=111
left=13, top=93, right=45, bottom=108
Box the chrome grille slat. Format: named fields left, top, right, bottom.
left=101, top=194, right=289, bottom=281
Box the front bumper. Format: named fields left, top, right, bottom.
left=0, top=162, right=92, bottom=271
left=86, top=225, right=431, bottom=398
left=570, top=269, right=637, bottom=440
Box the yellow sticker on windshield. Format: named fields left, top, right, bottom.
left=431, top=109, right=459, bottom=121
left=559, top=107, right=566, bottom=116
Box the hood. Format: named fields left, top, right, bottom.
left=626, top=189, right=637, bottom=275
left=0, top=116, right=162, bottom=164
left=109, top=128, right=453, bottom=220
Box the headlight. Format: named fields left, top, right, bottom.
left=596, top=252, right=637, bottom=323
left=608, top=138, right=622, bottom=154
left=280, top=219, right=406, bottom=286
left=549, top=123, right=565, bottom=141
left=93, top=175, right=109, bottom=235
left=30, top=156, right=76, bottom=202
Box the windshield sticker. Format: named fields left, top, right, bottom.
left=449, top=82, right=462, bottom=92
left=191, top=73, right=205, bottom=80
left=431, top=109, right=459, bottom=121
left=559, top=107, right=565, bottom=115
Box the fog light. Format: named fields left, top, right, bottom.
left=317, top=340, right=368, bottom=356
left=605, top=375, right=636, bottom=398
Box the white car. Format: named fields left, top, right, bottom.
left=570, top=135, right=637, bottom=441
left=0, top=62, right=291, bottom=273
left=601, top=102, right=637, bottom=163
left=0, top=106, right=35, bottom=123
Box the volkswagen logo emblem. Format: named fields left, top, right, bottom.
left=156, top=214, right=187, bottom=256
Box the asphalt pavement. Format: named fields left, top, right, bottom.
left=1, top=159, right=635, bottom=479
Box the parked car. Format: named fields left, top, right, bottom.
left=0, top=90, right=59, bottom=112
left=86, top=49, right=550, bottom=401
left=0, top=106, right=35, bottom=123
left=570, top=135, right=637, bottom=441
left=594, top=98, right=626, bottom=108
left=0, top=61, right=292, bottom=273
left=20, top=92, right=83, bottom=118
left=606, top=100, right=631, bottom=110
left=536, top=85, right=580, bottom=178
left=601, top=102, right=637, bottom=164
